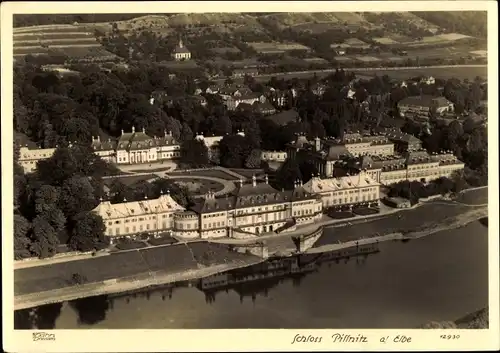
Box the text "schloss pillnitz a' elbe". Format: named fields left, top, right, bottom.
left=291, top=333, right=368, bottom=344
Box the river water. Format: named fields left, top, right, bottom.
left=15, top=220, right=489, bottom=329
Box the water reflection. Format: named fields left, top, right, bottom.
left=14, top=302, right=62, bottom=330
left=69, top=295, right=110, bottom=326
left=196, top=243, right=379, bottom=304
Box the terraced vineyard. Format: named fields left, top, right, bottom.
left=13, top=24, right=118, bottom=63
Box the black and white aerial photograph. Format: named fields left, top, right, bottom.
left=5, top=2, right=497, bottom=347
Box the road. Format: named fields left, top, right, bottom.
left=215, top=64, right=487, bottom=83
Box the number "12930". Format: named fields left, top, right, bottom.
left=440, top=335, right=460, bottom=340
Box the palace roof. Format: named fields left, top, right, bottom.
left=302, top=173, right=379, bottom=194
left=94, top=194, right=185, bottom=220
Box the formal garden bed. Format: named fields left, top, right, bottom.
left=148, top=235, right=178, bottom=246
left=169, top=169, right=239, bottom=181
left=115, top=239, right=148, bottom=251
left=352, top=207, right=380, bottom=216
left=327, top=211, right=355, bottom=219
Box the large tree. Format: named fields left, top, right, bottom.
left=218, top=134, right=253, bottom=168
left=58, top=176, right=97, bottom=219
left=179, top=139, right=210, bottom=168
left=68, top=212, right=107, bottom=252
left=30, top=216, right=59, bottom=259
left=34, top=185, right=60, bottom=214
left=274, top=158, right=303, bottom=190
left=245, top=149, right=262, bottom=169
left=14, top=214, right=32, bottom=259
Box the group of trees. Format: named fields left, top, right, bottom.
left=388, top=175, right=466, bottom=205
left=106, top=177, right=194, bottom=209
left=14, top=145, right=117, bottom=259
left=403, top=116, right=488, bottom=186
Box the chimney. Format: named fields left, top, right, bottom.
left=252, top=175, right=257, bottom=187
left=314, top=137, right=321, bottom=152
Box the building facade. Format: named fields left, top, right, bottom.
left=93, top=190, right=185, bottom=241
left=261, top=151, right=288, bottom=162
left=398, top=95, right=454, bottom=117
left=353, top=150, right=465, bottom=185
left=93, top=175, right=323, bottom=243
left=18, top=146, right=56, bottom=173
left=302, top=172, right=381, bottom=209
left=172, top=39, right=191, bottom=61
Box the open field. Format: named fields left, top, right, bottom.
left=354, top=55, right=381, bottom=62
left=210, top=46, right=241, bottom=54
left=355, top=66, right=487, bottom=81
left=373, top=37, right=400, bottom=45
left=247, top=41, right=311, bottom=54
left=470, top=50, right=487, bottom=57
left=219, top=64, right=488, bottom=84
left=303, top=57, right=329, bottom=64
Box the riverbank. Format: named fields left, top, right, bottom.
left=308, top=205, right=487, bottom=254
left=14, top=203, right=487, bottom=311
left=14, top=258, right=264, bottom=311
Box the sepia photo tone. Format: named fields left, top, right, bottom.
left=9, top=7, right=492, bottom=334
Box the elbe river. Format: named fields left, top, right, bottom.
left=15, top=220, right=488, bottom=329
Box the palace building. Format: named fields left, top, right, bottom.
left=92, top=126, right=181, bottom=164
left=93, top=190, right=185, bottom=240
left=18, top=128, right=228, bottom=174
left=350, top=150, right=465, bottom=185
left=92, top=128, right=226, bottom=165
left=92, top=175, right=323, bottom=243
left=302, top=171, right=381, bottom=209
left=287, top=131, right=395, bottom=178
